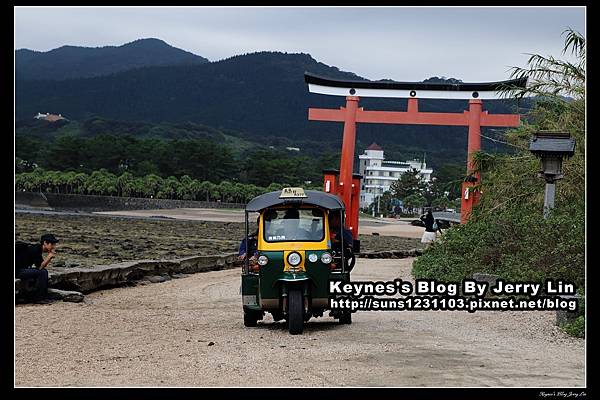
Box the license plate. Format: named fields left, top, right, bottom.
left=243, top=295, right=257, bottom=306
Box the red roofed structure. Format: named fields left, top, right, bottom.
left=366, top=142, right=383, bottom=151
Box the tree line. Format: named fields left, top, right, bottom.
left=15, top=168, right=323, bottom=203
left=15, top=133, right=339, bottom=188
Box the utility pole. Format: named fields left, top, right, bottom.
left=372, top=189, right=376, bottom=217
left=377, top=187, right=381, bottom=217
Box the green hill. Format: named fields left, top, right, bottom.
left=16, top=49, right=532, bottom=168
left=16, top=38, right=209, bottom=81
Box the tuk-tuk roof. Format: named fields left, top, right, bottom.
left=245, top=190, right=345, bottom=212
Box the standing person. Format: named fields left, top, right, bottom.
left=15, top=234, right=59, bottom=303
left=238, top=217, right=259, bottom=272
left=420, top=209, right=437, bottom=245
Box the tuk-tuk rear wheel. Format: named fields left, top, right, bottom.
left=339, top=310, right=352, bottom=324
left=288, top=288, right=304, bottom=335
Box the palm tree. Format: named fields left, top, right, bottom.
left=219, top=181, right=234, bottom=202
left=199, top=180, right=212, bottom=202
left=72, top=172, right=88, bottom=194
left=29, top=169, right=45, bottom=192
left=63, top=171, right=77, bottom=194
left=178, top=175, right=194, bottom=200
left=116, top=172, right=134, bottom=197
left=144, top=174, right=163, bottom=198
left=503, top=28, right=584, bottom=100
left=133, top=177, right=149, bottom=198
left=189, top=178, right=202, bottom=201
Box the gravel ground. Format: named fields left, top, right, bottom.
left=14, top=258, right=585, bottom=387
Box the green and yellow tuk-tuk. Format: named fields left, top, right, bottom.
left=241, top=187, right=355, bottom=335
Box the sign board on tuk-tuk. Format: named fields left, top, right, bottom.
left=279, top=187, right=308, bottom=199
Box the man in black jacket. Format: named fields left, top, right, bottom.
left=15, top=234, right=59, bottom=303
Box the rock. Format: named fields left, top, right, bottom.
left=208, top=342, right=215, bottom=346
left=556, top=294, right=582, bottom=326
left=472, top=273, right=500, bottom=287
left=371, top=232, right=380, bottom=236
left=63, top=293, right=85, bottom=302
left=47, top=253, right=238, bottom=293
left=171, top=273, right=188, bottom=279
left=47, top=288, right=85, bottom=303
left=145, top=275, right=169, bottom=283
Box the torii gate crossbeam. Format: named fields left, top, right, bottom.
left=305, top=73, right=526, bottom=238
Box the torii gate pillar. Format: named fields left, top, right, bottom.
left=461, top=99, right=483, bottom=223
left=338, top=96, right=359, bottom=218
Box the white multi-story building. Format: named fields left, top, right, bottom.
left=358, top=142, right=433, bottom=208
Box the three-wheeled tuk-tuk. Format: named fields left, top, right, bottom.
left=241, top=187, right=355, bottom=335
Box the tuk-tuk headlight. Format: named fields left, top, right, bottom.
left=287, top=252, right=302, bottom=266
left=308, top=253, right=318, bottom=263
left=321, top=252, right=332, bottom=264
left=257, top=255, right=269, bottom=266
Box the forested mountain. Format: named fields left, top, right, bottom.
left=15, top=38, right=209, bottom=81
left=16, top=48, right=531, bottom=168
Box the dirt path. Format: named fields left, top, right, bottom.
left=95, top=208, right=247, bottom=223
left=15, top=258, right=584, bottom=387
left=95, top=208, right=427, bottom=238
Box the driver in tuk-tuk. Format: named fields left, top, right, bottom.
left=280, top=208, right=311, bottom=241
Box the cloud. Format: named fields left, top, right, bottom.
left=14, top=6, right=585, bottom=81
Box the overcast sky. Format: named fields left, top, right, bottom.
left=14, top=6, right=585, bottom=82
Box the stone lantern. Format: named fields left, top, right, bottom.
left=529, top=131, right=576, bottom=218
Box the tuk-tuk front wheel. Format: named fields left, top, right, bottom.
left=288, top=288, right=304, bottom=335
left=244, top=311, right=258, bottom=327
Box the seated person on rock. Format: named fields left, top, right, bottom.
left=15, top=234, right=59, bottom=303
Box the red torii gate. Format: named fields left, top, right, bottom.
left=305, top=73, right=526, bottom=240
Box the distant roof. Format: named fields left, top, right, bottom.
left=367, top=142, right=383, bottom=151
left=246, top=190, right=345, bottom=212
left=529, top=132, right=576, bottom=156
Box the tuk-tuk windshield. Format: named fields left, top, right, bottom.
left=263, top=208, right=324, bottom=242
